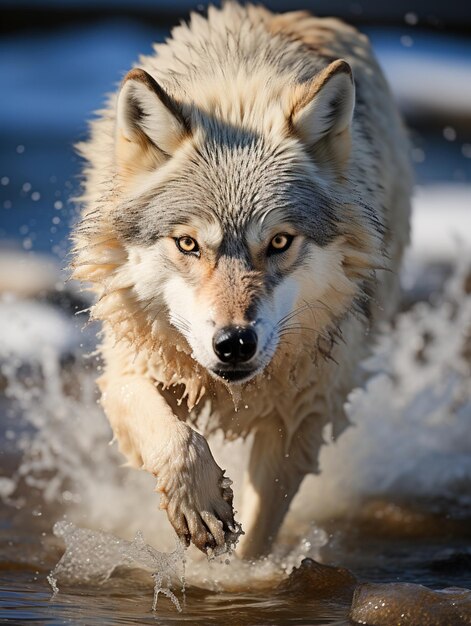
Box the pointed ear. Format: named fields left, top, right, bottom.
left=290, top=59, right=355, bottom=148
left=115, top=68, right=189, bottom=176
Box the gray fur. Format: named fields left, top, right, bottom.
left=113, top=125, right=339, bottom=247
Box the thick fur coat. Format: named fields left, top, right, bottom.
left=72, top=3, right=411, bottom=557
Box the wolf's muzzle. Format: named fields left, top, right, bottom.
left=212, top=326, right=257, bottom=365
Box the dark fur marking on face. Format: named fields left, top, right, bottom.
left=114, top=186, right=338, bottom=253
left=218, top=235, right=251, bottom=262
left=261, top=237, right=313, bottom=295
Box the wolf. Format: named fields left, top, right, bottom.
left=72, top=3, right=411, bottom=558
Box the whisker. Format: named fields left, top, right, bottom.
left=170, top=312, right=192, bottom=335
left=141, top=296, right=161, bottom=313
left=279, top=328, right=332, bottom=344
left=276, top=302, right=329, bottom=327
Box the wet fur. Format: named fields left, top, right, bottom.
left=72, top=3, right=411, bottom=557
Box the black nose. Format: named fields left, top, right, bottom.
left=212, top=326, right=258, bottom=364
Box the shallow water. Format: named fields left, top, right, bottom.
left=2, top=503, right=471, bottom=625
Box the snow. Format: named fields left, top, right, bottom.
left=0, top=297, right=80, bottom=361
left=410, top=185, right=471, bottom=262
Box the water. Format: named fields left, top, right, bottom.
left=1, top=255, right=470, bottom=624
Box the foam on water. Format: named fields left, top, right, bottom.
left=1, top=255, right=470, bottom=606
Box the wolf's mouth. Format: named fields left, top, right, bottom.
left=211, top=368, right=257, bottom=383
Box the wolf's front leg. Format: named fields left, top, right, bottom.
left=237, top=417, right=323, bottom=559
left=99, top=374, right=239, bottom=553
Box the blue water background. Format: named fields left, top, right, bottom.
left=0, top=14, right=470, bottom=256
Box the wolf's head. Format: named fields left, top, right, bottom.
left=103, top=62, right=379, bottom=384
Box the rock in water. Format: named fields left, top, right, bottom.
left=277, top=557, right=357, bottom=600
left=350, top=582, right=471, bottom=625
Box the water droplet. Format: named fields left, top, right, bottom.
left=228, top=386, right=241, bottom=411
left=443, top=126, right=457, bottom=142
left=411, top=147, right=425, bottom=163
left=404, top=12, right=418, bottom=25
left=47, top=573, right=59, bottom=595
left=16, top=145, right=25, bottom=154
left=1, top=176, right=9, bottom=186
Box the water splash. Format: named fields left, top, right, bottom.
left=48, top=521, right=185, bottom=612
left=288, top=256, right=471, bottom=525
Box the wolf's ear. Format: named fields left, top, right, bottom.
left=115, top=68, right=189, bottom=175
left=290, top=59, right=355, bottom=150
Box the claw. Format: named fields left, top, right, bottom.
left=156, top=446, right=240, bottom=555
left=220, top=475, right=233, bottom=489
left=222, top=488, right=233, bottom=503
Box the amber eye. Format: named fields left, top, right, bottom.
left=175, top=236, right=199, bottom=256
left=268, top=233, right=293, bottom=255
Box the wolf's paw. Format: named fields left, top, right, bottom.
left=155, top=426, right=242, bottom=555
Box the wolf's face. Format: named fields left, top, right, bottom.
left=112, top=63, right=360, bottom=384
